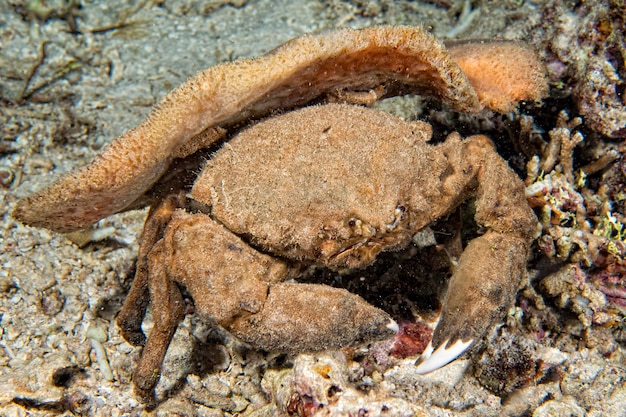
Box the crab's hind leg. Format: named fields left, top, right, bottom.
left=132, top=237, right=185, bottom=401
left=416, top=135, right=538, bottom=373
left=117, top=194, right=185, bottom=347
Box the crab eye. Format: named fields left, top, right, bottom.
left=348, top=219, right=357, bottom=227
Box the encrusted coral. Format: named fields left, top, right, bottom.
left=473, top=331, right=539, bottom=396
left=540, top=0, right=626, bottom=138
left=523, top=108, right=626, bottom=338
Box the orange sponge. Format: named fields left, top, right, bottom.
left=449, top=40, right=548, bottom=112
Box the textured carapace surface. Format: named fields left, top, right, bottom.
left=193, top=104, right=444, bottom=269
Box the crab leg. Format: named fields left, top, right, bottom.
left=166, top=211, right=399, bottom=350
left=416, top=135, right=538, bottom=373
left=117, top=194, right=184, bottom=347
left=133, top=239, right=185, bottom=401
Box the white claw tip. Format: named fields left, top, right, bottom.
left=414, top=339, right=473, bottom=374
left=386, top=319, right=399, bottom=334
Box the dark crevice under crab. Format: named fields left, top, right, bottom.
left=12, top=26, right=547, bottom=401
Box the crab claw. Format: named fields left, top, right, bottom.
left=229, top=282, right=398, bottom=353
left=415, top=231, right=528, bottom=374
left=415, top=339, right=473, bottom=374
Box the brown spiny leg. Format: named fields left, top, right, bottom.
left=127, top=209, right=286, bottom=401
left=132, top=237, right=185, bottom=402
left=117, top=194, right=185, bottom=346
left=416, top=135, right=538, bottom=373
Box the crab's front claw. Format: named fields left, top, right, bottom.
left=416, top=231, right=528, bottom=374
left=228, top=282, right=398, bottom=353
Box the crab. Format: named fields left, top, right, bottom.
left=13, top=26, right=546, bottom=401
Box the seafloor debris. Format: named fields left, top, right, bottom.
left=541, top=1, right=626, bottom=138
left=473, top=328, right=563, bottom=397
left=261, top=352, right=422, bottom=417
left=524, top=109, right=626, bottom=338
